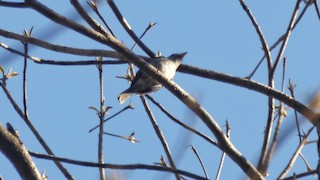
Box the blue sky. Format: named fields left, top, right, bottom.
left=1, top=0, right=320, bottom=179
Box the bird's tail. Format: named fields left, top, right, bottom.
left=118, top=92, right=132, bottom=104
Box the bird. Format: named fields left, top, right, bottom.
left=118, top=52, right=187, bottom=104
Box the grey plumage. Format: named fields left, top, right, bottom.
left=118, top=52, right=187, bottom=104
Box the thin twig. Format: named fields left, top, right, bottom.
left=70, top=0, right=110, bottom=36
left=314, top=0, right=320, bottom=21
left=257, top=91, right=275, bottom=174
left=29, top=151, right=207, bottom=180
left=189, top=145, right=209, bottom=179
left=87, top=1, right=116, bottom=37
left=263, top=57, right=288, bottom=172
left=106, top=0, right=155, bottom=58
left=277, top=126, right=314, bottom=179
left=36, top=59, right=126, bottom=65
left=270, top=0, right=302, bottom=76
left=89, top=103, right=134, bottom=133
left=216, top=121, right=230, bottom=180
left=140, top=96, right=180, bottom=180
left=282, top=169, right=316, bottom=180
left=146, top=95, right=217, bottom=147
left=0, top=1, right=28, bottom=7
left=247, top=0, right=312, bottom=78
left=96, top=57, right=106, bottom=180
left=0, top=83, right=74, bottom=179
left=131, top=22, right=157, bottom=50
left=22, top=28, right=33, bottom=119
left=288, top=79, right=302, bottom=142
left=299, top=153, right=313, bottom=172
left=239, top=0, right=272, bottom=71
left=127, top=22, right=157, bottom=85
left=104, top=131, right=140, bottom=143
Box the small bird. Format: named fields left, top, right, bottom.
left=118, top=52, right=187, bottom=104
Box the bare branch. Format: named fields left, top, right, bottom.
left=22, top=29, right=31, bottom=119
left=247, top=0, right=312, bottom=79
left=89, top=103, right=134, bottom=133
left=87, top=0, right=116, bottom=37
left=299, top=153, right=313, bottom=172
left=282, top=169, right=316, bottom=180
left=140, top=96, right=181, bottom=180
left=106, top=0, right=156, bottom=58
left=314, top=0, right=320, bottom=21
left=277, top=127, right=314, bottom=179
left=0, top=1, right=28, bottom=8
left=104, top=132, right=140, bottom=143
left=270, top=0, right=302, bottom=76
left=146, top=95, right=217, bottom=147
left=239, top=0, right=272, bottom=70
left=262, top=57, right=288, bottom=172
left=0, top=124, right=42, bottom=180
left=96, top=57, right=106, bottom=179
left=178, top=64, right=319, bottom=126
left=29, top=151, right=208, bottom=180
left=131, top=22, right=157, bottom=50
left=70, top=0, right=110, bottom=36
left=0, top=29, right=121, bottom=58
left=288, top=79, right=302, bottom=142
left=189, top=145, right=209, bottom=179
left=216, top=121, right=230, bottom=180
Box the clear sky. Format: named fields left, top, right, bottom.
left=1, top=0, right=320, bottom=179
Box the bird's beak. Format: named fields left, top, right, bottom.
left=179, top=52, right=188, bottom=59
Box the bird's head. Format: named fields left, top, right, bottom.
left=168, top=52, right=187, bottom=63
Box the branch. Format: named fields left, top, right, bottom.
left=270, top=0, right=302, bottom=76
left=178, top=64, right=319, bottom=125
left=87, top=1, right=116, bottom=37
left=282, top=169, right=316, bottom=180
left=239, top=0, right=272, bottom=70
left=247, top=0, right=312, bottom=79
left=189, top=145, right=209, bottom=179
left=288, top=79, right=302, bottom=142
left=22, top=30, right=30, bottom=119
left=89, top=103, right=134, bottom=133
left=263, top=58, right=288, bottom=172
left=97, top=58, right=106, bottom=179
left=0, top=29, right=121, bottom=58
left=0, top=124, right=42, bottom=180
left=140, top=96, right=180, bottom=180
left=0, top=1, right=28, bottom=7
left=0, top=41, right=128, bottom=65
left=106, top=0, right=155, bottom=58
left=277, top=127, right=314, bottom=179
left=216, top=121, right=231, bottom=180
left=29, top=151, right=207, bottom=180
left=146, top=95, right=217, bottom=147
left=238, top=1, right=276, bottom=172
left=70, top=0, right=110, bottom=36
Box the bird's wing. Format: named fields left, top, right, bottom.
left=130, top=70, right=143, bottom=88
